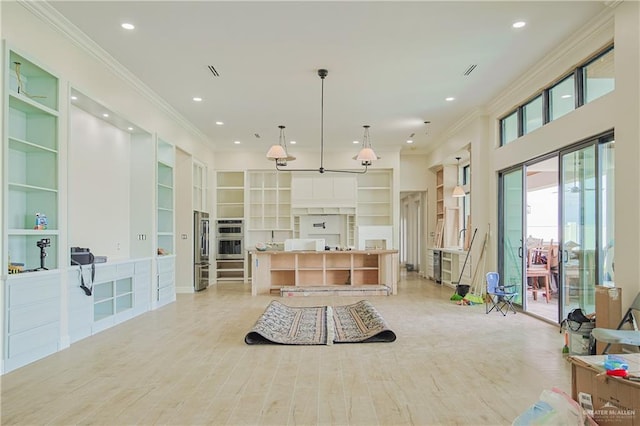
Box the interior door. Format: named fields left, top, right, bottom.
left=560, top=145, right=597, bottom=319
left=499, top=167, right=524, bottom=304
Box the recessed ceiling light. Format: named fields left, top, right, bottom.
left=234, top=140, right=241, bottom=145
left=127, top=127, right=134, bottom=131
left=215, top=121, right=224, bottom=125
left=193, top=97, right=203, bottom=102
left=102, top=113, right=109, bottom=118
left=353, top=140, right=360, bottom=144
left=445, top=97, right=455, bottom=102
left=121, top=23, right=135, bottom=30
left=512, top=21, right=526, bottom=29
left=406, top=140, right=414, bottom=144
left=290, top=141, right=297, bottom=145
left=70, top=95, right=78, bottom=100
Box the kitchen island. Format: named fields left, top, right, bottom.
left=250, top=250, right=399, bottom=296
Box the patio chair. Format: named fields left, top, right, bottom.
left=485, top=272, right=518, bottom=316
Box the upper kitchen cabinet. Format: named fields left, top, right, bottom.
left=216, top=171, right=244, bottom=219
left=291, top=175, right=357, bottom=213
left=193, top=160, right=208, bottom=213
left=248, top=171, right=291, bottom=230
left=5, top=47, right=60, bottom=271
left=157, top=138, right=175, bottom=255
left=357, top=170, right=392, bottom=226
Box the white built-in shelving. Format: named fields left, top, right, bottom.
left=247, top=170, right=291, bottom=230
left=5, top=48, right=60, bottom=270
left=216, top=171, right=244, bottom=219
left=357, top=170, right=392, bottom=226
left=157, top=138, right=175, bottom=255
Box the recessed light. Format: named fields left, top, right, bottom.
left=234, top=140, right=241, bottom=145
left=290, top=141, right=297, bottom=145
left=353, top=140, right=360, bottom=144
left=102, top=113, right=109, bottom=118
left=215, top=121, right=224, bottom=125
left=70, top=95, right=78, bottom=100
left=127, top=127, right=134, bottom=131
left=445, top=97, right=455, bottom=102
left=121, top=23, right=135, bottom=30
left=406, top=140, right=414, bottom=144
left=193, top=97, right=203, bottom=102
left=512, top=21, right=526, bottom=29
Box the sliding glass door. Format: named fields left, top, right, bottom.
left=559, top=135, right=615, bottom=320
left=499, top=168, right=524, bottom=304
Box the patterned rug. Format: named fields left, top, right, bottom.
left=244, top=300, right=396, bottom=345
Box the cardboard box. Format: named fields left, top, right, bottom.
left=596, top=286, right=623, bottom=353
left=570, top=354, right=640, bottom=426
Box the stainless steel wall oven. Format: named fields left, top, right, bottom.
left=215, top=220, right=244, bottom=259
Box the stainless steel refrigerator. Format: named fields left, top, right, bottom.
left=194, top=211, right=210, bottom=291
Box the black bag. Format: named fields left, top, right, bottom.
left=71, top=247, right=95, bottom=296
left=567, top=308, right=592, bottom=324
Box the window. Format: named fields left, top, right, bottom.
left=549, top=75, right=575, bottom=121
left=498, top=45, right=613, bottom=146
left=523, top=95, right=543, bottom=134
left=584, top=48, right=614, bottom=104
left=501, top=111, right=518, bottom=145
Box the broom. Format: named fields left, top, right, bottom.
left=450, top=228, right=477, bottom=301
left=463, top=229, right=488, bottom=304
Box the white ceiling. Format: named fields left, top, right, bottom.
left=50, top=1, right=608, bottom=155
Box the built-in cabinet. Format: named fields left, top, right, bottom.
left=5, top=47, right=60, bottom=270
left=248, top=171, right=291, bottom=231
left=157, top=138, right=175, bottom=255
left=216, top=171, right=244, bottom=219
left=67, top=259, right=152, bottom=343
left=251, top=250, right=398, bottom=295
left=357, top=170, right=392, bottom=226
left=2, top=46, right=179, bottom=374
left=427, top=248, right=471, bottom=287
left=192, top=161, right=207, bottom=212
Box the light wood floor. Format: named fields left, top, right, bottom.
left=1, top=272, right=571, bottom=425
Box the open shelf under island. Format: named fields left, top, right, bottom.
left=250, top=250, right=399, bottom=296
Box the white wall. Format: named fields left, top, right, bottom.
left=175, top=148, right=194, bottom=293
left=68, top=107, right=131, bottom=260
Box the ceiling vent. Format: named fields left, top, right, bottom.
left=463, top=64, right=477, bottom=76
left=208, top=65, right=220, bottom=77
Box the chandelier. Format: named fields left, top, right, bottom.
left=266, top=68, right=379, bottom=174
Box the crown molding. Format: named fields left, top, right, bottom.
left=18, top=0, right=212, bottom=146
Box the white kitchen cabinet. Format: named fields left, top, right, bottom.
left=248, top=170, right=291, bottom=230
left=357, top=170, right=392, bottom=226
left=216, top=171, right=244, bottom=218
left=291, top=175, right=357, bottom=210
left=192, top=160, right=208, bottom=212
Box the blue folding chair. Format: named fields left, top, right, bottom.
left=486, top=272, right=518, bottom=316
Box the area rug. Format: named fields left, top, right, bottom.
left=244, top=300, right=396, bottom=345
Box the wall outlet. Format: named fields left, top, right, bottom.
left=181, top=234, right=188, bottom=239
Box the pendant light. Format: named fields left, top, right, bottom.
left=354, top=125, right=380, bottom=166
left=266, top=125, right=295, bottom=166
left=452, top=157, right=465, bottom=197
left=265, top=68, right=377, bottom=174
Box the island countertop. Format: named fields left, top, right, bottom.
left=250, top=249, right=399, bottom=295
